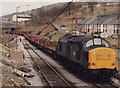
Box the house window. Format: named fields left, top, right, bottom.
left=117, top=29, right=119, bottom=34
left=105, top=25, right=107, bottom=28
left=99, top=29, right=101, bottom=32
left=103, top=24, right=107, bottom=33
left=103, top=25, right=105, bottom=28
left=97, top=24, right=98, bottom=27
left=97, top=25, right=101, bottom=28
left=113, top=24, right=118, bottom=34
left=97, top=24, right=101, bottom=33
left=97, top=29, right=98, bottom=32
left=103, top=24, right=107, bottom=28
left=114, top=29, right=116, bottom=34
left=106, top=29, right=107, bottom=32
left=88, top=28, right=90, bottom=32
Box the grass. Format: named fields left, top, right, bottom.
left=51, top=32, right=64, bottom=41
left=105, top=38, right=119, bottom=49
left=19, top=3, right=119, bottom=44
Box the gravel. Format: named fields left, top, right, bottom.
left=26, top=40, right=90, bottom=87
left=1, top=36, right=44, bottom=87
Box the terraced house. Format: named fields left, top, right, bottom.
left=78, top=14, right=120, bottom=38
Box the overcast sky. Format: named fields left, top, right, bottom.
left=0, top=0, right=119, bottom=16
left=0, top=0, right=74, bottom=16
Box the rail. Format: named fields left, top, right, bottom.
left=23, top=35, right=120, bottom=88
left=23, top=41, right=74, bottom=87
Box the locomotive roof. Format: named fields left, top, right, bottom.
left=60, top=34, right=99, bottom=44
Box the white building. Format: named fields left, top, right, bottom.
left=78, top=16, right=120, bottom=38
left=101, top=17, right=119, bottom=37
left=84, top=17, right=97, bottom=33
left=12, top=14, right=31, bottom=22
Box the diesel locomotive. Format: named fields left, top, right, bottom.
left=20, top=32, right=118, bottom=80
left=57, top=34, right=118, bottom=79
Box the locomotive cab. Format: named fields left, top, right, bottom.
left=84, top=38, right=117, bottom=70
left=78, top=36, right=117, bottom=79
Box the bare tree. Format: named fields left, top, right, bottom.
left=101, top=2, right=107, bottom=15
left=87, top=2, right=98, bottom=16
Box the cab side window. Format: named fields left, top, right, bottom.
left=86, top=39, right=93, bottom=47
left=102, top=39, right=110, bottom=47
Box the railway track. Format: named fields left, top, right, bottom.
left=22, top=36, right=120, bottom=88
left=92, top=77, right=120, bottom=88
left=109, top=77, right=120, bottom=88
left=93, top=83, right=119, bottom=88
left=22, top=41, right=74, bottom=88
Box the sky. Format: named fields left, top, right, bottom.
left=0, top=0, right=73, bottom=16
left=0, top=0, right=119, bottom=16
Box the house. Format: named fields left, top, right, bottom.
left=12, top=14, right=31, bottom=22
left=12, top=14, right=31, bottom=27
left=84, top=17, right=97, bottom=33
left=0, top=22, right=16, bottom=34
left=79, top=17, right=108, bottom=34
left=78, top=18, right=90, bottom=33
left=78, top=15, right=120, bottom=38
left=101, top=17, right=119, bottom=37
left=90, top=17, right=108, bottom=34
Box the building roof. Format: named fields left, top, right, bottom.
left=78, top=13, right=120, bottom=25
left=90, top=17, right=108, bottom=25
left=85, top=17, right=97, bottom=24
left=0, top=23, right=16, bottom=29
left=79, top=18, right=90, bottom=25
left=114, top=18, right=120, bottom=25
left=103, top=17, right=115, bottom=24
left=103, top=17, right=118, bottom=25
left=52, top=24, right=69, bottom=34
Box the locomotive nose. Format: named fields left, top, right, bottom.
left=88, top=47, right=117, bottom=69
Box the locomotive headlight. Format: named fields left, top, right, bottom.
left=108, top=54, right=111, bottom=58
left=97, top=54, right=101, bottom=58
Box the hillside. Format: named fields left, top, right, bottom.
left=2, top=2, right=119, bottom=41
left=31, top=2, right=86, bottom=25
left=29, top=2, right=119, bottom=36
